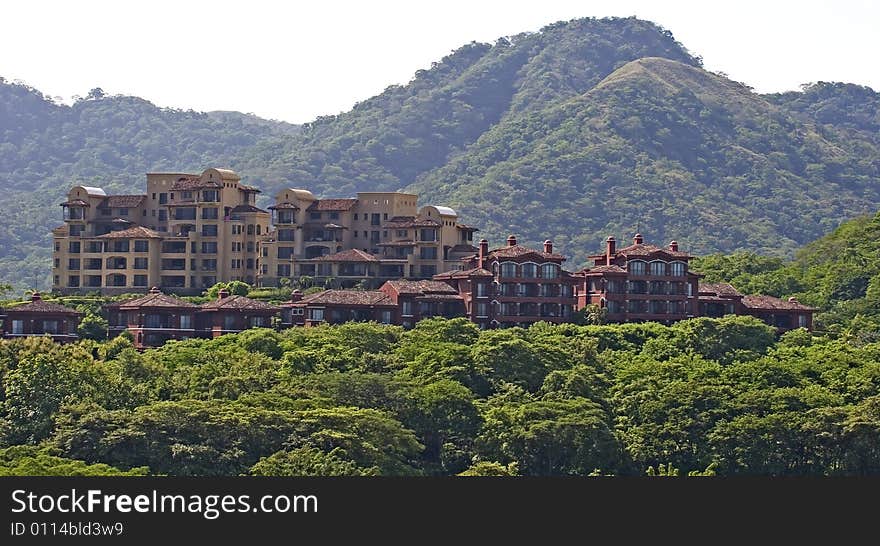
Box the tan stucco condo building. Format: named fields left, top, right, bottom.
left=52, top=168, right=478, bottom=295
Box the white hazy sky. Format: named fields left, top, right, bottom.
left=2, top=0, right=877, bottom=124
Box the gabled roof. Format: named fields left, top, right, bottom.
left=486, top=245, right=565, bottom=262
left=5, top=294, right=82, bottom=316
left=102, top=195, right=146, bottom=208
left=433, top=267, right=494, bottom=280
left=200, top=295, right=281, bottom=312
left=96, top=226, right=161, bottom=239
left=60, top=199, right=90, bottom=207
left=298, top=290, right=395, bottom=306
left=307, top=199, right=357, bottom=211
left=613, top=243, right=693, bottom=259
left=230, top=204, right=268, bottom=214
left=742, top=295, right=815, bottom=311
left=699, top=282, right=743, bottom=297
left=268, top=202, right=300, bottom=210
left=383, top=216, right=441, bottom=229
left=171, top=176, right=222, bottom=191
left=383, top=279, right=459, bottom=295
left=582, top=264, right=627, bottom=274
left=116, top=288, right=198, bottom=310
left=310, top=249, right=378, bottom=262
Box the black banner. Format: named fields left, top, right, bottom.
left=0, top=477, right=872, bottom=542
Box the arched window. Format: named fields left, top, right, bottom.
left=649, top=260, right=667, bottom=276
left=628, top=260, right=646, bottom=275
left=521, top=263, right=537, bottom=278
left=670, top=261, right=686, bottom=276
left=500, top=262, right=517, bottom=278
left=541, top=263, right=558, bottom=279
left=247, top=224, right=255, bottom=235
left=256, top=225, right=262, bottom=235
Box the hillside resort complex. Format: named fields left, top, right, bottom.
left=1, top=167, right=813, bottom=347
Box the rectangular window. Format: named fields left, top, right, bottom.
left=202, top=190, right=219, bottom=202
left=134, top=240, right=149, bottom=252
left=420, top=229, right=436, bottom=241
left=475, top=302, right=488, bottom=318
left=419, top=247, right=437, bottom=260
left=419, top=265, right=436, bottom=277
left=68, top=276, right=80, bottom=287
left=500, top=262, right=517, bottom=278
left=475, top=283, right=487, bottom=298
left=628, top=261, right=646, bottom=275
left=12, top=320, right=24, bottom=334
left=310, top=212, right=322, bottom=220
left=68, top=258, right=80, bottom=270
left=112, top=241, right=130, bottom=252
left=201, top=259, right=217, bottom=271
left=158, top=210, right=167, bottom=221
left=134, top=257, right=148, bottom=269
left=117, top=208, right=128, bottom=216
left=396, top=230, right=407, bottom=238
left=329, top=212, right=339, bottom=220
left=650, top=261, right=667, bottom=276
left=201, top=242, right=218, bottom=254
left=202, top=207, right=219, bottom=219
left=133, top=275, right=148, bottom=287
left=278, top=229, right=295, bottom=242
left=277, top=264, right=291, bottom=277
left=159, top=193, right=168, bottom=204
left=69, top=224, right=84, bottom=236
left=353, top=213, right=358, bottom=221
left=68, top=241, right=81, bottom=253
left=202, top=224, right=218, bottom=237
left=371, top=213, right=380, bottom=226
left=310, top=308, right=324, bottom=322
left=278, top=247, right=295, bottom=259
left=402, top=300, right=413, bottom=316
left=670, top=262, right=686, bottom=276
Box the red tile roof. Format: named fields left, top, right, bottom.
left=102, top=195, right=146, bottom=208
left=699, top=282, right=743, bottom=297
left=383, top=216, right=441, bottom=228
left=298, top=290, right=395, bottom=306
left=200, top=295, right=281, bottom=311
left=742, top=295, right=815, bottom=311
left=5, top=294, right=82, bottom=316
left=486, top=244, right=566, bottom=261
left=383, top=280, right=459, bottom=295
left=171, top=176, right=222, bottom=190
left=307, top=199, right=357, bottom=211
left=268, top=202, right=300, bottom=210
left=230, top=204, right=268, bottom=214
left=582, top=264, right=627, bottom=274
left=415, top=294, right=464, bottom=302
left=96, top=226, right=162, bottom=239
left=310, top=249, right=378, bottom=262
left=117, top=289, right=199, bottom=309
left=614, top=243, right=693, bottom=259
left=433, top=267, right=493, bottom=279
left=60, top=199, right=90, bottom=207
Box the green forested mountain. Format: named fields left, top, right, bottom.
left=1, top=16, right=879, bottom=290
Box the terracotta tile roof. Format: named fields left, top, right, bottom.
left=310, top=249, right=378, bottom=262
left=268, top=202, right=300, bottom=210
left=383, top=216, right=441, bottom=228
left=449, top=244, right=478, bottom=253
left=415, top=294, right=464, bottom=302
left=433, top=267, right=493, bottom=279
left=96, top=226, right=162, bottom=239
left=60, top=199, right=90, bottom=207
left=384, top=280, right=459, bottom=294
left=298, top=290, right=395, bottom=306
left=582, top=264, right=627, bottom=274
left=616, top=243, right=692, bottom=259
left=102, top=195, right=146, bottom=208
left=742, top=295, right=815, bottom=311
left=200, top=295, right=281, bottom=311
left=117, top=289, right=199, bottom=309
left=5, top=294, right=82, bottom=316
left=699, top=282, right=743, bottom=297
left=307, top=199, right=357, bottom=211
left=230, top=204, right=268, bottom=214
left=171, top=176, right=222, bottom=190
left=486, top=244, right=566, bottom=261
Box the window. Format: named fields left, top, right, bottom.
left=522, top=263, right=537, bottom=278
left=232, top=225, right=242, bottom=235
left=541, top=264, right=558, bottom=279
left=247, top=224, right=255, bottom=235
left=159, top=193, right=168, bottom=204
left=99, top=208, right=112, bottom=216
left=371, top=213, right=380, bottom=226
left=353, top=214, right=358, bottom=221
left=247, top=242, right=254, bottom=253
left=475, top=302, right=488, bottom=318
left=174, top=207, right=196, bottom=220
left=117, top=208, right=128, bottom=216
left=261, top=247, right=267, bottom=257
left=133, top=275, right=148, bottom=287
left=202, top=190, right=219, bottom=202
left=278, top=247, right=295, bottom=259
left=134, top=240, right=149, bottom=252
left=152, top=193, right=156, bottom=200
left=420, top=229, right=436, bottom=241
left=68, top=258, right=80, bottom=270
left=201, top=242, right=218, bottom=254
left=182, top=191, right=192, bottom=199
left=134, top=257, right=148, bottom=269
left=158, top=210, right=167, bottom=221
left=310, top=212, right=322, bottom=220
left=798, top=314, right=808, bottom=328
left=650, top=261, right=667, bottom=276
left=180, top=314, right=193, bottom=329
left=69, top=241, right=81, bottom=253
left=379, top=310, right=392, bottom=324
left=310, top=308, right=325, bottom=322
left=257, top=225, right=262, bottom=235
left=201, top=259, right=217, bottom=271
left=55, top=241, right=60, bottom=252
left=670, top=261, right=686, bottom=276
left=231, top=259, right=242, bottom=269
left=277, top=264, right=291, bottom=277
left=278, top=229, right=295, bottom=241
left=251, top=316, right=268, bottom=328
left=475, top=283, right=488, bottom=298
left=68, top=276, right=80, bottom=287
left=500, top=262, right=517, bottom=278
left=419, top=247, right=437, bottom=260
left=401, top=300, right=413, bottom=316
left=202, top=224, right=218, bottom=237
left=111, top=241, right=129, bottom=252
left=202, top=207, right=219, bottom=219
left=246, top=259, right=254, bottom=270
left=12, top=320, right=24, bottom=334
left=396, top=230, right=407, bottom=238
left=69, top=224, right=85, bottom=236
left=329, top=212, right=339, bottom=220
left=628, top=260, right=646, bottom=275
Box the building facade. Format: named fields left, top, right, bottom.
left=0, top=293, right=82, bottom=343
left=575, top=234, right=702, bottom=325
left=198, top=289, right=281, bottom=337
left=698, top=282, right=814, bottom=332
left=53, top=168, right=269, bottom=295
left=379, top=280, right=466, bottom=329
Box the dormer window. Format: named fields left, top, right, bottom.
left=629, top=260, right=646, bottom=275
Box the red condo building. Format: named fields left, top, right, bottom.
left=575, top=234, right=702, bottom=324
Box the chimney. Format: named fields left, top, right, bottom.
left=633, top=233, right=644, bottom=245
left=788, top=297, right=799, bottom=304
left=543, top=240, right=553, bottom=254
left=669, top=240, right=679, bottom=252
left=478, top=239, right=489, bottom=269
left=605, top=236, right=616, bottom=266
left=507, top=234, right=517, bottom=247
left=30, top=292, right=42, bottom=302
left=218, top=288, right=230, bottom=300
left=290, top=289, right=303, bottom=302
left=149, top=286, right=161, bottom=294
